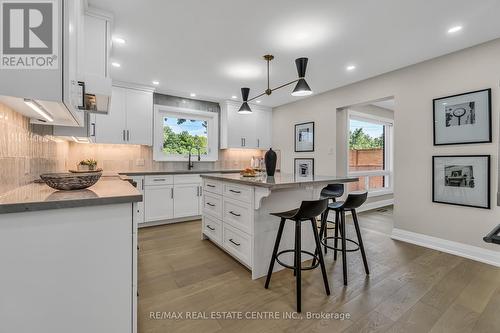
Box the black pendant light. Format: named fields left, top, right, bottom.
left=291, top=58, right=313, bottom=97
left=238, top=87, right=252, bottom=114
left=237, top=55, right=313, bottom=112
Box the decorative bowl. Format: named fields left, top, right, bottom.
left=40, top=172, right=102, bottom=191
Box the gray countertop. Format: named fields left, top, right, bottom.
left=200, top=173, right=358, bottom=189
left=0, top=176, right=142, bottom=214
left=119, top=169, right=245, bottom=176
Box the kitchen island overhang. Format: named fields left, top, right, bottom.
left=200, top=173, right=358, bottom=279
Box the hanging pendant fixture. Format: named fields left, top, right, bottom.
left=237, top=55, right=313, bottom=114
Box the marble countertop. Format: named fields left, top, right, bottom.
left=119, top=169, right=245, bottom=176
left=200, top=173, right=358, bottom=189
left=0, top=176, right=142, bottom=214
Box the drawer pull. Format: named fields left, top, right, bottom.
left=206, top=202, right=215, bottom=207
left=153, top=178, right=166, bottom=181
left=229, top=189, right=241, bottom=194
left=229, top=239, right=241, bottom=246
left=229, top=211, right=241, bottom=217
left=207, top=184, right=216, bottom=188
left=206, top=225, right=215, bottom=231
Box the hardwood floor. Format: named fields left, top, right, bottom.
left=138, top=207, right=500, bottom=333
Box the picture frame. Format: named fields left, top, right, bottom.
left=294, top=158, right=314, bottom=181
left=433, top=89, right=491, bottom=145
left=295, top=122, right=315, bottom=152
left=432, top=155, right=490, bottom=209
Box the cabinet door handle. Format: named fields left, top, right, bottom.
left=229, top=211, right=241, bottom=217
left=91, top=123, right=96, bottom=137
left=123, top=130, right=126, bottom=141
left=207, top=184, right=215, bottom=188
left=229, top=189, right=241, bottom=194
left=153, top=178, right=166, bottom=181
left=207, top=225, right=215, bottom=231
left=229, top=239, right=241, bottom=246
left=127, top=130, right=130, bottom=141
left=206, top=202, right=215, bottom=207
left=171, top=188, right=174, bottom=199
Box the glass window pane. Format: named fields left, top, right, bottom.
left=368, top=175, right=386, bottom=190
left=348, top=176, right=368, bottom=192
left=349, top=119, right=385, bottom=172
left=163, top=117, right=208, bottom=155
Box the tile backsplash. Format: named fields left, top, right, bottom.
left=0, top=102, right=278, bottom=194
left=0, top=103, right=69, bottom=194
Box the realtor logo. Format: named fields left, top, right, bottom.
left=1, top=0, right=58, bottom=69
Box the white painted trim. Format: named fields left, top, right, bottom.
left=357, top=198, right=393, bottom=213
left=112, top=81, right=156, bottom=93
left=391, top=228, right=500, bottom=267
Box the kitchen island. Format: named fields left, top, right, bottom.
left=0, top=176, right=142, bottom=333
left=200, top=173, right=358, bottom=279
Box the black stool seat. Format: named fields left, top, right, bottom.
left=314, top=192, right=369, bottom=286
left=265, top=199, right=330, bottom=313
left=327, top=201, right=344, bottom=210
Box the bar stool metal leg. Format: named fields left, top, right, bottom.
left=265, top=218, right=286, bottom=289
left=295, top=219, right=302, bottom=313
left=340, top=210, right=348, bottom=286
left=310, top=219, right=330, bottom=295
left=333, top=210, right=339, bottom=261
left=352, top=210, right=370, bottom=275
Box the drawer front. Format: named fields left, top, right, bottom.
left=203, top=215, right=222, bottom=244
left=203, top=179, right=222, bottom=194
left=223, top=183, right=253, bottom=203
left=223, top=224, right=251, bottom=266
left=203, top=192, right=222, bottom=219
left=145, top=175, right=174, bottom=186
left=223, top=198, right=252, bottom=234
left=174, top=174, right=201, bottom=185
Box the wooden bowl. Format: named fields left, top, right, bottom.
left=40, top=172, right=102, bottom=191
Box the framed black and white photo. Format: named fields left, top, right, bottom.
left=294, top=158, right=314, bottom=181
left=433, top=89, right=491, bottom=145
left=432, top=155, right=490, bottom=209
left=295, top=122, right=314, bottom=152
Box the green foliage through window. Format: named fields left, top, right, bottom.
left=162, top=117, right=208, bottom=155
left=349, top=128, right=384, bottom=149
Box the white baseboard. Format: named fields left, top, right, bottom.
left=391, top=228, right=500, bottom=267
left=358, top=199, right=394, bottom=213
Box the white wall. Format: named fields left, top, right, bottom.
left=273, top=38, right=500, bottom=252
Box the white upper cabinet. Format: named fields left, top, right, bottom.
left=0, top=0, right=85, bottom=126
left=220, top=100, right=272, bottom=149
left=93, top=85, right=153, bottom=145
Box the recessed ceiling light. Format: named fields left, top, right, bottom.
left=256, top=100, right=261, bottom=103
left=111, top=62, right=121, bottom=68
left=346, top=65, right=356, bottom=71
left=152, top=80, right=159, bottom=85
left=231, top=95, right=237, bottom=99
left=447, top=25, right=463, bottom=34
left=190, top=93, right=196, bottom=97
left=113, top=37, right=126, bottom=45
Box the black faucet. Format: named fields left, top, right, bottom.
left=188, top=146, right=201, bottom=170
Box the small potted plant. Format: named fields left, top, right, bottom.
left=78, top=159, right=98, bottom=171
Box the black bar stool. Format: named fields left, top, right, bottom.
left=318, top=184, right=344, bottom=255
left=264, top=199, right=330, bottom=313
left=317, top=192, right=369, bottom=286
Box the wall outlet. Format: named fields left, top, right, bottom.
left=136, top=159, right=145, bottom=167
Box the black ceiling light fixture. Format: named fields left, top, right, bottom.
left=237, top=55, right=313, bottom=114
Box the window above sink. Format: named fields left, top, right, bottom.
left=153, top=105, right=219, bottom=161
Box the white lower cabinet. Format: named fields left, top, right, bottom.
left=145, top=185, right=174, bottom=221
left=140, top=174, right=202, bottom=225
left=201, top=179, right=254, bottom=268
left=174, top=184, right=201, bottom=218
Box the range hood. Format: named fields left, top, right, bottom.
left=81, top=74, right=112, bottom=114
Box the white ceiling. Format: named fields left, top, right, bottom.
left=89, top=0, right=500, bottom=107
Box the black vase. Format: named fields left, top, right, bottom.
left=264, top=148, right=277, bottom=176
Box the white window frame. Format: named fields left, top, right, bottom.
left=153, top=104, right=219, bottom=162
left=347, top=110, right=394, bottom=197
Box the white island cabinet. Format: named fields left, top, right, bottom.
left=200, top=173, right=357, bottom=279
left=0, top=177, right=142, bottom=333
